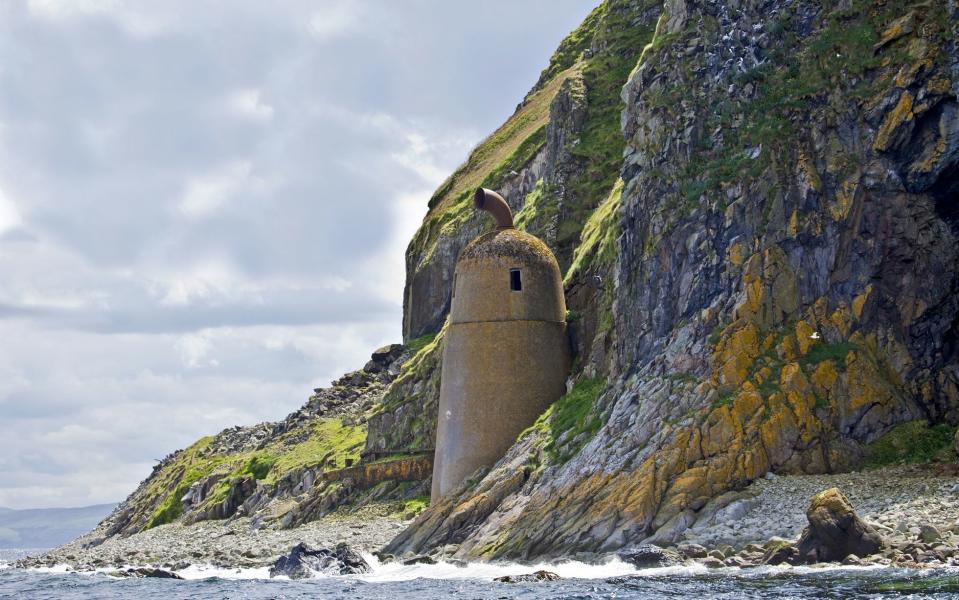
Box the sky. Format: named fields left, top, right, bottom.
left=0, top=0, right=596, bottom=510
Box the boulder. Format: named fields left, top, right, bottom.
left=723, top=556, right=749, bottom=567
left=918, top=525, right=942, bottom=544
left=111, top=567, right=183, bottom=579
left=617, top=544, right=681, bottom=568
left=795, top=488, right=884, bottom=563
left=269, top=542, right=370, bottom=579
left=761, top=541, right=799, bottom=566
left=701, top=557, right=724, bottom=568
left=494, top=570, right=561, bottom=583
left=677, top=543, right=708, bottom=559
left=401, top=554, right=436, bottom=565
left=365, top=344, right=406, bottom=372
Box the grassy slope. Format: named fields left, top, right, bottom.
left=142, top=418, right=365, bottom=529
left=408, top=0, right=655, bottom=282
left=409, top=64, right=581, bottom=266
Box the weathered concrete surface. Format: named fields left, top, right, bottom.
left=433, top=319, right=568, bottom=500
left=452, top=229, right=566, bottom=324
left=432, top=227, right=569, bottom=500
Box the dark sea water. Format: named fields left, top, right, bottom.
left=2, top=555, right=959, bottom=600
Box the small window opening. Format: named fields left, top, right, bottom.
left=510, top=269, right=522, bottom=291
left=452, top=273, right=457, bottom=298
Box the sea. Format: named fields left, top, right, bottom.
left=2, top=549, right=958, bottom=599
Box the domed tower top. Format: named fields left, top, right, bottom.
left=450, top=189, right=565, bottom=325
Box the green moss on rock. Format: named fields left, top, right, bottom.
left=866, top=421, right=957, bottom=467
left=565, top=177, right=623, bottom=283
left=144, top=437, right=225, bottom=528
left=523, top=377, right=608, bottom=465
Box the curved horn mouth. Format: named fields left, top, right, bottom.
left=473, top=188, right=514, bottom=229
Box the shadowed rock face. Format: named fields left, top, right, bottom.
left=386, top=0, right=959, bottom=560
left=795, top=488, right=884, bottom=563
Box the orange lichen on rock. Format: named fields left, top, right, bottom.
left=873, top=91, right=914, bottom=152
left=714, top=322, right=761, bottom=387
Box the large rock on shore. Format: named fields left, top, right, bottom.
left=795, top=488, right=884, bottom=563
left=617, top=544, right=681, bottom=568
left=109, top=567, right=183, bottom=579
left=269, top=542, right=370, bottom=579
left=494, top=570, right=561, bottom=583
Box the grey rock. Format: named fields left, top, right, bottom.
left=617, top=544, right=681, bottom=568
left=401, top=554, right=436, bottom=566
left=918, top=525, right=942, bottom=544
left=111, top=567, right=183, bottom=579
left=701, top=557, right=724, bottom=568
left=795, top=489, right=884, bottom=563
left=677, top=543, right=708, bottom=559
left=648, top=509, right=696, bottom=545
left=762, top=542, right=799, bottom=566
left=723, top=556, right=749, bottom=567
left=494, top=570, right=561, bottom=583
left=269, top=542, right=370, bottom=579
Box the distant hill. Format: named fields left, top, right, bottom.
left=0, top=504, right=116, bottom=549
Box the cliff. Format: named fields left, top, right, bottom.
left=385, top=0, right=959, bottom=559
left=88, top=0, right=958, bottom=562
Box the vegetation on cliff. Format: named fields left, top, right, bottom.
left=142, top=417, right=365, bottom=529
left=866, top=420, right=958, bottom=467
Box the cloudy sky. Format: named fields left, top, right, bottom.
left=0, top=0, right=594, bottom=509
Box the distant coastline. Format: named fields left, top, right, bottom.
left=0, top=504, right=117, bottom=550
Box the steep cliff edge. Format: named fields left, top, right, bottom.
left=386, top=0, right=959, bottom=559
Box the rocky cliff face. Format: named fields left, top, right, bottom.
left=385, top=0, right=959, bottom=559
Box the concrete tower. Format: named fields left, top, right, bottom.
left=431, top=188, right=570, bottom=502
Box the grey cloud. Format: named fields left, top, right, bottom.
left=0, top=0, right=595, bottom=509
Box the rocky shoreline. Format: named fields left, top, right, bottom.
left=14, top=464, right=959, bottom=576
left=616, top=464, right=959, bottom=571
left=17, top=504, right=410, bottom=572
left=681, top=464, right=959, bottom=552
